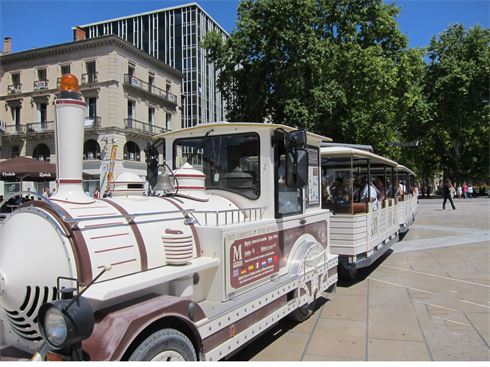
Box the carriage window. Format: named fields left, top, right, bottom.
left=173, top=133, right=260, bottom=199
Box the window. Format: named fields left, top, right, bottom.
left=86, top=97, right=96, bottom=117
left=12, top=73, right=20, bottom=86
left=86, top=61, right=96, bottom=83
left=37, top=69, right=46, bottom=81
left=124, top=141, right=140, bottom=161
left=274, top=130, right=303, bottom=217
left=33, top=143, right=50, bottom=162
left=128, top=100, right=136, bottom=119
left=83, top=139, right=101, bottom=160
left=173, top=133, right=260, bottom=200
left=61, top=65, right=71, bottom=75
left=37, top=103, right=47, bottom=129
left=166, top=113, right=172, bottom=131
left=128, top=64, right=135, bottom=77
left=148, top=107, right=155, bottom=133
left=11, top=145, right=19, bottom=159
left=12, top=106, right=20, bottom=132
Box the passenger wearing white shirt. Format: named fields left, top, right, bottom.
left=353, top=174, right=378, bottom=211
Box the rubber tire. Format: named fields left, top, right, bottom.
left=338, top=265, right=358, bottom=280
left=129, top=329, right=197, bottom=361
left=287, top=298, right=317, bottom=323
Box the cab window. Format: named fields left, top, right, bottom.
left=173, top=133, right=260, bottom=199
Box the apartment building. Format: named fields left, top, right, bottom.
left=0, top=35, right=183, bottom=197
left=77, top=2, right=228, bottom=128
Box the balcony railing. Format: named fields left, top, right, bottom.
left=4, top=124, right=25, bottom=134
left=81, top=72, right=98, bottom=84
left=84, top=116, right=101, bottom=129
left=8, top=84, right=22, bottom=95
left=123, top=74, right=177, bottom=105
left=125, top=118, right=168, bottom=135
left=26, top=121, right=55, bottom=133
left=33, top=80, right=49, bottom=91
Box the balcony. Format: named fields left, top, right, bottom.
left=81, top=72, right=98, bottom=84
left=123, top=74, right=177, bottom=105
left=84, top=116, right=101, bottom=129
left=125, top=118, right=168, bottom=137
left=8, top=84, right=22, bottom=95
left=33, top=80, right=49, bottom=91
left=26, top=121, right=55, bottom=133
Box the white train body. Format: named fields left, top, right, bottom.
left=0, top=81, right=338, bottom=361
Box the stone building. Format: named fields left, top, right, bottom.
left=0, top=35, right=183, bottom=197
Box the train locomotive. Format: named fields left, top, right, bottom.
left=0, top=75, right=338, bottom=361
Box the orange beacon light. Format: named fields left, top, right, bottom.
left=59, top=74, right=81, bottom=100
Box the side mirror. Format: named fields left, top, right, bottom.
left=286, top=149, right=308, bottom=188
left=285, top=129, right=307, bottom=149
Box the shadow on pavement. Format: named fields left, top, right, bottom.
left=227, top=297, right=330, bottom=361
left=337, top=249, right=394, bottom=288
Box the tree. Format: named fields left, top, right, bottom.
left=202, top=0, right=425, bottom=157
left=424, top=23, right=490, bottom=184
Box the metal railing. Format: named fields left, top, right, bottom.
left=124, top=74, right=177, bottom=104
left=8, top=84, right=22, bottom=94
left=26, top=121, right=55, bottom=133
left=192, top=207, right=266, bottom=226
left=84, top=116, right=101, bottom=129
left=81, top=72, right=98, bottom=84
left=3, top=124, right=25, bottom=134
left=125, top=118, right=168, bottom=135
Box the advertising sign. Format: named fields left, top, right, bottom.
left=226, top=225, right=280, bottom=291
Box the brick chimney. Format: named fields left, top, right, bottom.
left=74, top=26, right=86, bottom=41
left=4, top=37, right=11, bottom=54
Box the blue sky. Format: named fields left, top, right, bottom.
left=0, top=0, right=488, bottom=54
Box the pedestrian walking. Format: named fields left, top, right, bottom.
left=457, top=184, right=462, bottom=200
left=442, top=180, right=456, bottom=210
left=463, top=183, right=468, bottom=199
left=467, top=184, right=473, bottom=199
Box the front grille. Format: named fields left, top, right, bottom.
left=2, top=285, right=57, bottom=343
left=161, top=234, right=194, bottom=265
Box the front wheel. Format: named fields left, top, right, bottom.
left=287, top=299, right=317, bottom=323
left=129, top=328, right=197, bottom=361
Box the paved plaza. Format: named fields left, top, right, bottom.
left=231, top=197, right=490, bottom=361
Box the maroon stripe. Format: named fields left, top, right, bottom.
left=95, top=245, right=134, bottom=254
left=55, top=100, right=86, bottom=107
left=57, top=179, right=83, bottom=184
left=90, top=233, right=130, bottom=240
left=100, top=199, right=148, bottom=271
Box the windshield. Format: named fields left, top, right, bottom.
left=173, top=132, right=260, bottom=199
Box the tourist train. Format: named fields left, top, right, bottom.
left=0, top=75, right=416, bottom=361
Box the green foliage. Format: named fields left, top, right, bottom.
left=424, top=23, right=490, bottom=183
left=202, top=0, right=425, bottom=158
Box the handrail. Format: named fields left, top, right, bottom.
left=1, top=192, right=265, bottom=229
left=193, top=207, right=266, bottom=226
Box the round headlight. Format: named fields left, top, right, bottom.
left=44, top=306, right=68, bottom=346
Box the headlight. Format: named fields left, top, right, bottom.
left=44, top=306, right=68, bottom=346
left=38, top=296, right=94, bottom=350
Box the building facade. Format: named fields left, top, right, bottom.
left=0, top=35, right=183, bottom=197
left=76, top=2, right=228, bottom=128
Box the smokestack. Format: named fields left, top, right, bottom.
left=4, top=37, right=11, bottom=54
left=74, top=26, right=86, bottom=41
left=51, top=74, right=93, bottom=204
